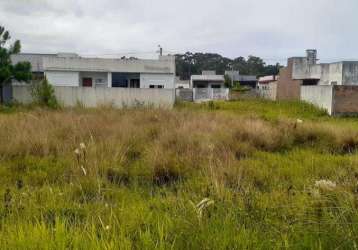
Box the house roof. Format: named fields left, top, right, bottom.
left=11, top=53, right=176, bottom=74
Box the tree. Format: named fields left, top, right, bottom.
left=31, top=78, right=58, bottom=109
left=0, top=25, right=32, bottom=103
left=175, top=52, right=281, bottom=80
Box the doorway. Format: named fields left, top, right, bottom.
left=82, top=78, right=93, bottom=87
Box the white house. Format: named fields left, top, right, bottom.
left=190, top=71, right=229, bottom=101
left=11, top=53, right=176, bottom=89
left=10, top=53, right=176, bottom=108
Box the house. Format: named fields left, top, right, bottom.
left=190, top=71, right=229, bottom=101
left=224, top=71, right=257, bottom=88
left=10, top=53, right=177, bottom=108
left=190, top=71, right=225, bottom=88
left=276, top=49, right=358, bottom=115
left=11, top=53, right=176, bottom=89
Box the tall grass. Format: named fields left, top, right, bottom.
left=0, top=101, right=358, bottom=249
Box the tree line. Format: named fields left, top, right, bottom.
left=175, top=52, right=282, bottom=80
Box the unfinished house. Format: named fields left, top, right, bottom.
left=190, top=71, right=229, bottom=101
left=276, top=50, right=358, bottom=115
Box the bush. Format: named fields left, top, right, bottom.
left=31, top=78, right=59, bottom=109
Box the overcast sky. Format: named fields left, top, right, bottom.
left=0, top=0, right=357, bottom=64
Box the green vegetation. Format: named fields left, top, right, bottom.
left=0, top=25, right=32, bottom=103
left=1, top=100, right=358, bottom=249
left=175, top=52, right=282, bottom=80
left=31, top=78, right=59, bottom=109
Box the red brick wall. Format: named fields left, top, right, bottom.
left=333, top=86, right=358, bottom=115
left=276, top=59, right=302, bottom=100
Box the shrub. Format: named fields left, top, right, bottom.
left=31, top=78, right=59, bottom=109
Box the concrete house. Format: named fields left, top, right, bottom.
left=274, top=50, right=358, bottom=115
left=10, top=53, right=176, bottom=107
left=11, top=53, right=176, bottom=89
left=190, top=71, right=229, bottom=101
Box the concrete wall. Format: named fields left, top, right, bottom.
left=257, top=82, right=277, bottom=100
left=333, top=86, right=358, bottom=115
left=342, top=62, right=358, bottom=85
left=12, top=86, right=175, bottom=108
left=45, top=71, right=80, bottom=87
left=140, top=73, right=175, bottom=89
left=301, top=85, right=333, bottom=115
left=176, top=89, right=193, bottom=102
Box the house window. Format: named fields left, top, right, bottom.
left=82, top=78, right=93, bottom=87
left=149, top=85, right=164, bottom=89
left=112, top=73, right=140, bottom=88
left=95, top=78, right=104, bottom=84
left=211, top=85, right=221, bottom=88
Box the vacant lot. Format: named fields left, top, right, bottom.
left=1, top=100, right=358, bottom=249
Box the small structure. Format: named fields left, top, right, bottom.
left=257, top=75, right=278, bottom=100
left=225, top=71, right=257, bottom=88
left=190, top=71, right=229, bottom=101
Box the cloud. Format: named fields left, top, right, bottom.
left=0, top=0, right=357, bottom=64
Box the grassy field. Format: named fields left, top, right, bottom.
left=1, top=99, right=358, bottom=249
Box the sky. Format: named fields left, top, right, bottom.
left=0, top=0, right=357, bottom=65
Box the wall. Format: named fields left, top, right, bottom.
left=276, top=59, right=302, bottom=100
left=300, top=85, right=333, bottom=115
left=319, top=63, right=343, bottom=85
left=332, top=86, right=358, bottom=115
left=12, top=86, right=175, bottom=108
left=140, top=73, right=175, bottom=89
left=45, top=71, right=80, bottom=87
left=257, top=82, right=277, bottom=100
left=176, top=89, right=193, bottom=102
left=342, top=62, right=358, bottom=85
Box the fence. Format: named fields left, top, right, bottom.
left=193, top=88, right=229, bottom=101
left=12, top=85, right=175, bottom=108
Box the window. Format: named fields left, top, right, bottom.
left=211, top=85, right=221, bottom=88
left=95, top=78, right=104, bottom=84
left=112, top=73, right=140, bottom=88
left=82, top=78, right=93, bottom=87
left=149, top=85, right=164, bottom=89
